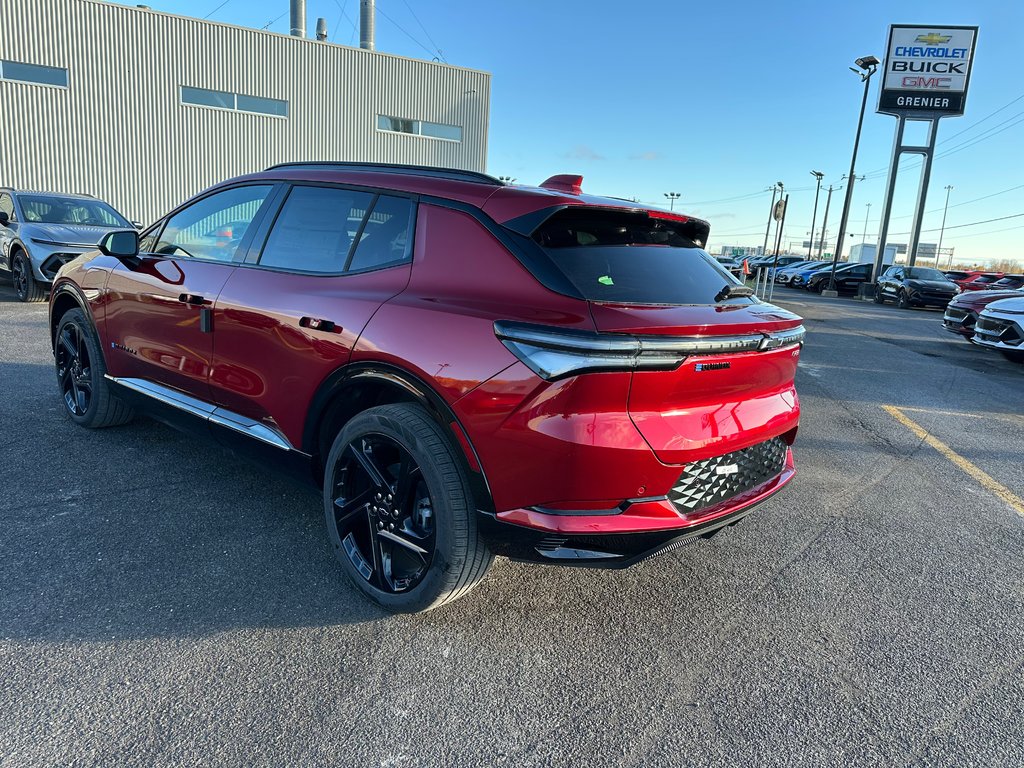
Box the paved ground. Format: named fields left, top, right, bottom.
left=1, top=280, right=1022, bottom=767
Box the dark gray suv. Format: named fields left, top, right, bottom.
left=0, top=189, right=136, bottom=302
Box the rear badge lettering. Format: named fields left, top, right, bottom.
left=695, top=362, right=731, bottom=371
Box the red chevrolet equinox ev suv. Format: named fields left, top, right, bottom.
left=49, top=163, right=804, bottom=612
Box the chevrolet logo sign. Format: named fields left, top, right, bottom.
left=915, top=33, right=953, bottom=44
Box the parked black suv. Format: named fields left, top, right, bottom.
left=874, top=265, right=958, bottom=309
left=806, top=262, right=872, bottom=294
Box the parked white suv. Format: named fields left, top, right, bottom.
left=972, top=296, right=1024, bottom=364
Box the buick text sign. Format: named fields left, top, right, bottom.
left=878, top=25, right=978, bottom=117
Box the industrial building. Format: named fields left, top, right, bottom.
left=0, top=0, right=491, bottom=225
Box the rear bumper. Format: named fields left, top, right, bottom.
left=479, top=449, right=795, bottom=567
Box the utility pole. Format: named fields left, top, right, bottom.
left=816, top=184, right=834, bottom=260
left=663, top=192, right=681, bottom=211
left=937, top=185, right=953, bottom=267
left=862, top=202, right=872, bottom=242
left=808, top=171, right=824, bottom=258
left=762, top=184, right=781, bottom=257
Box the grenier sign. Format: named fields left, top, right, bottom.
left=878, top=25, right=978, bottom=117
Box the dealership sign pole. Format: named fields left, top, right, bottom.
left=871, top=25, right=978, bottom=283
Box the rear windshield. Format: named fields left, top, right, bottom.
left=531, top=209, right=747, bottom=305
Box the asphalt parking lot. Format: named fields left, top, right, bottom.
left=2, top=280, right=1022, bottom=767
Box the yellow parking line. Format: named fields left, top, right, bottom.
left=896, top=405, right=1024, bottom=427
left=882, top=405, right=1024, bottom=519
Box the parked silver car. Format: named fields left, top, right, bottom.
left=0, top=188, right=136, bottom=302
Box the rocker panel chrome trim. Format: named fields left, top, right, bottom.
left=105, top=375, right=293, bottom=451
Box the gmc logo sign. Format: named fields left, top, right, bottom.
left=902, top=76, right=952, bottom=88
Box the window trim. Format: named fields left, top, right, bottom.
left=243, top=181, right=418, bottom=278
left=179, top=85, right=289, bottom=119
left=375, top=114, right=463, bottom=143
left=0, top=59, right=69, bottom=89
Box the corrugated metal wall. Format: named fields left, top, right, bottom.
left=0, top=0, right=490, bottom=225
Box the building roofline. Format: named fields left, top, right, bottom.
left=84, top=0, right=491, bottom=77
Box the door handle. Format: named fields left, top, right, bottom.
left=300, top=316, right=341, bottom=333
left=178, top=293, right=210, bottom=306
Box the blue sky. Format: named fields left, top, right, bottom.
left=114, top=0, right=1024, bottom=264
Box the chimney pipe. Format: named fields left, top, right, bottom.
left=315, top=17, right=328, bottom=41
left=359, top=0, right=375, bottom=51
left=289, top=0, right=306, bottom=37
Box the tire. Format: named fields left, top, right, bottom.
left=54, top=308, right=135, bottom=428
left=897, top=290, right=911, bottom=309
left=1000, top=350, right=1024, bottom=364
left=323, top=403, right=493, bottom=613
left=13, top=251, right=46, bottom=303
left=873, top=289, right=884, bottom=304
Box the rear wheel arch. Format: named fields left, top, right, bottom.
left=304, top=363, right=495, bottom=513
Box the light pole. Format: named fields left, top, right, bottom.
left=663, top=192, right=681, bottom=211
left=808, top=171, right=824, bottom=259
left=762, top=182, right=782, bottom=257
left=816, top=184, right=835, bottom=260
left=937, top=185, right=953, bottom=267
left=861, top=202, right=872, bottom=242
left=826, top=55, right=878, bottom=295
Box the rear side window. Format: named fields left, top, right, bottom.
left=347, top=195, right=415, bottom=272
left=530, top=208, right=742, bottom=305
left=259, top=186, right=373, bottom=273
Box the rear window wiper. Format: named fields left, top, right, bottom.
left=714, top=284, right=755, bottom=302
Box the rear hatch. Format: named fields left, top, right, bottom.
left=529, top=206, right=803, bottom=464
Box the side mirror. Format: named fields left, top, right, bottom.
left=98, top=230, right=140, bottom=260
left=0, top=211, right=9, bottom=226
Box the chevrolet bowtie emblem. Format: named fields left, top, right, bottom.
left=915, top=33, right=952, bottom=45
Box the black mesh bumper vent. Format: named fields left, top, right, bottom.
left=669, top=437, right=788, bottom=513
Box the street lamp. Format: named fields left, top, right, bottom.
left=761, top=182, right=782, bottom=257
left=826, top=55, right=879, bottom=295
left=663, top=192, right=681, bottom=211
left=937, top=185, right=953, bottom=267
left=808, top=171, right=824, bottom=259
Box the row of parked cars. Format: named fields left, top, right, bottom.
left=766, top=256, right=1024, bottom=365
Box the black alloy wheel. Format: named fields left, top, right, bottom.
left=897, top=290, right=911, bottom=309
left=873, top=289, right=885, bottom=304
left=324, top=403, right=493, bottom=612
left=53, top=308, right=134, bottom=428
left=331, top=432, right=437, bottom=594
left=55, top=319, right=94, bottom=417
left=13, top=252, right=45, bottom=302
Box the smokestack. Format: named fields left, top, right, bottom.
left=359, top=0, right=375, bottom=51
left=289, top=0, right=306, bottom=37
left=315, top=17, right=328, bottom=41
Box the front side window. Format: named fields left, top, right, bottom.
left=156, top=185, right=272, bottom=262
left=531, top=208, right=736, bottom=305
left=17, top=194, right=130, bottom=227
left=259, top=186, right=374, bottom=273
left=1, top=59, right=68, bottom=87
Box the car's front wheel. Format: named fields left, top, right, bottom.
left=54, top=308, right=135, bottom=428
left=897, top=290, right=912, bottom=309
left=323, top=403, right=493, bottom=613
left=873, top=289, right=885, bottom=304
left=13, top=251, right=46, bottom=303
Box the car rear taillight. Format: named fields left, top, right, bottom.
left=493, top=321, right=804, bottom=381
